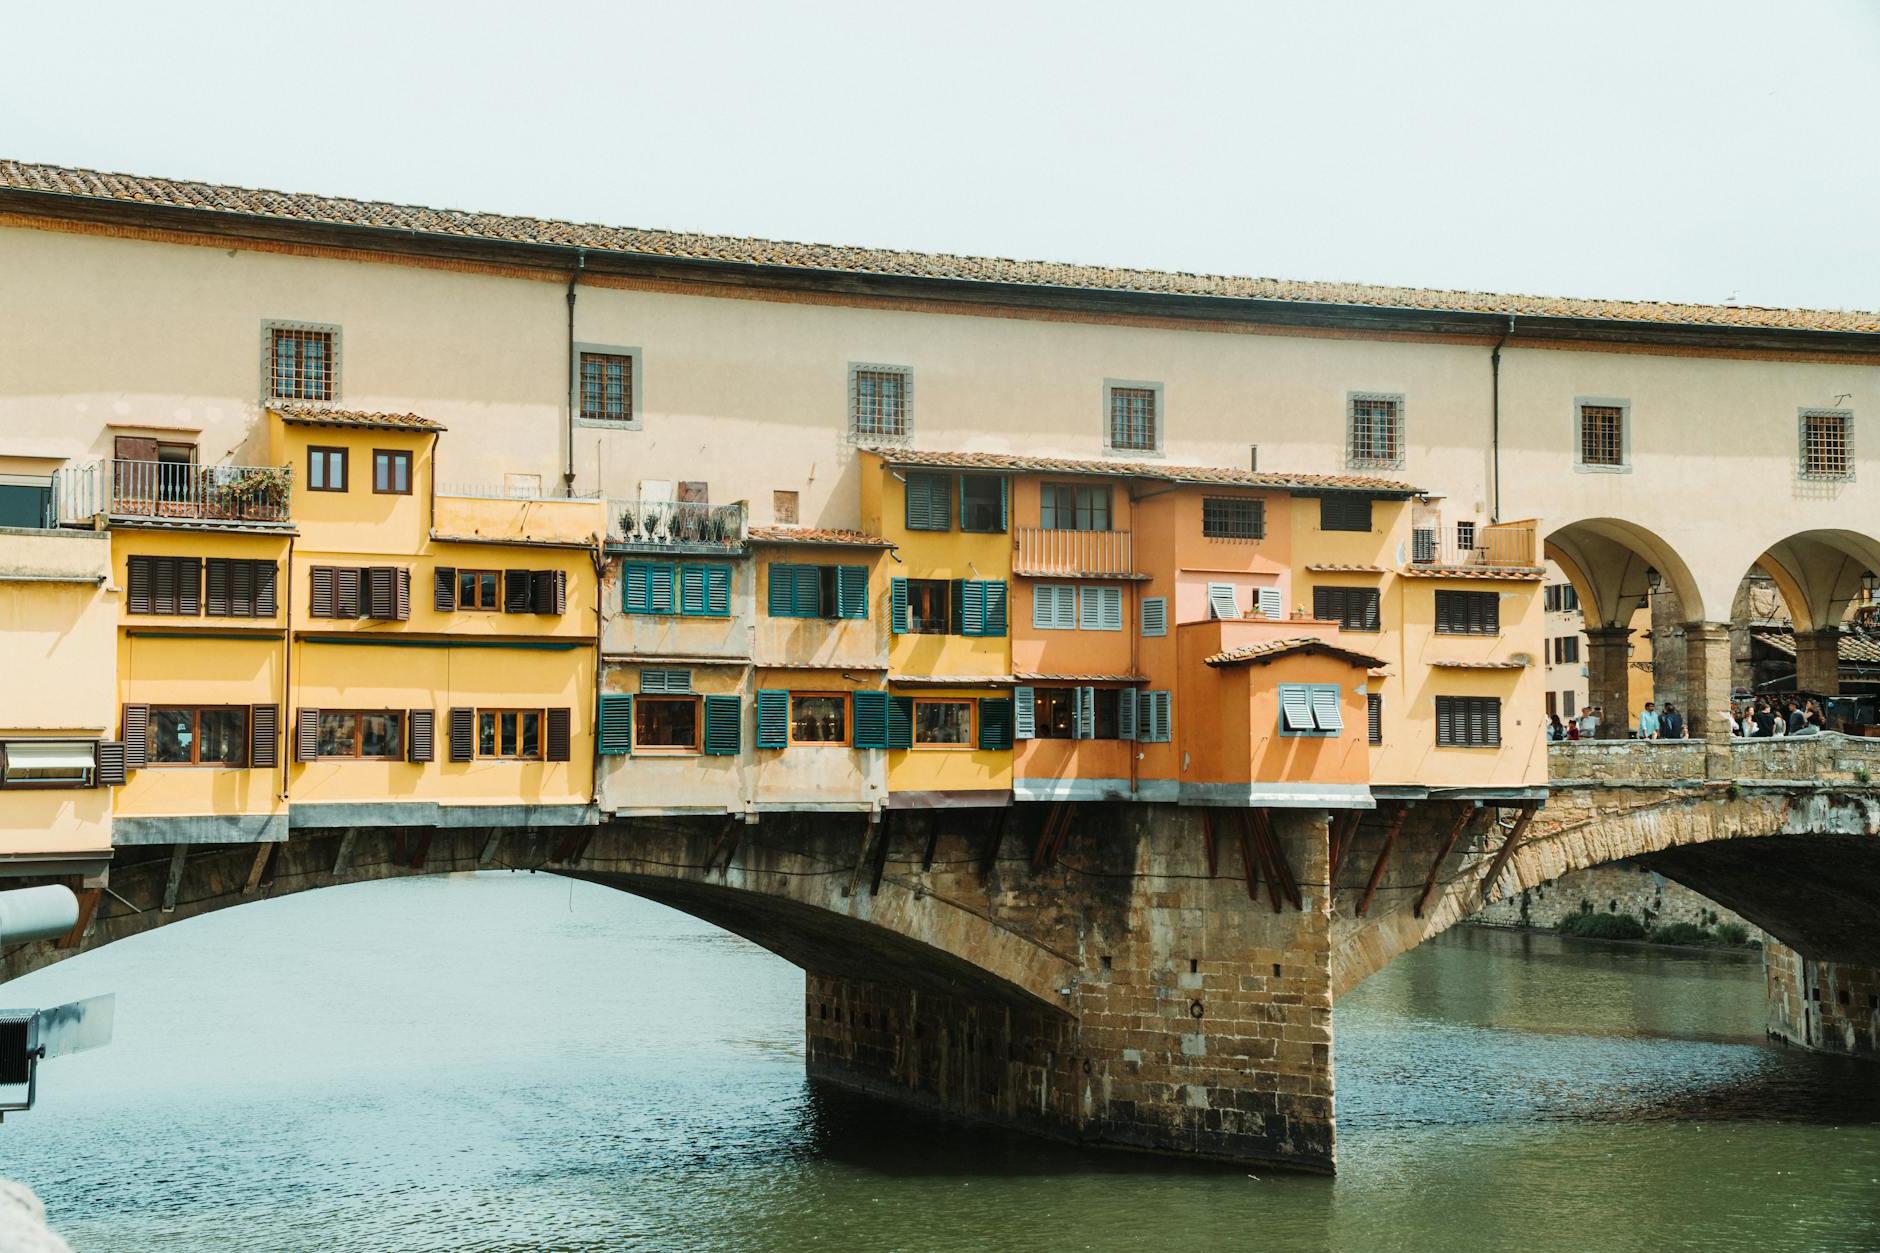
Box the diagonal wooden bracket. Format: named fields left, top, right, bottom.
left=845, top=814, right=880, bottom=899
left=1201, top=809, right=1219, bottom=878
left=1248, top=807, right=1302, bottom=912
left=1356, top=803, right=1408, bottom=917
left=1478, top=804, right=1538, bottom=900
left=1031, top=802, right=1074, bottom=871
left=1328, top=809, right=1362, bottom=887
left=162, top=845, right=188, bottom=913
left=869, top=811, right=894, bottom=894
left=707, top=815, right=741, bottom=878
left=979, top=806, right=1009, bottom=878
left=242, top=842, right=276, bottom=895
left=1413, top=802, right=1475, bottom=919
left=56, top=887, right=102, bottom=949
left=1233, top=810, right=1262, bottom=903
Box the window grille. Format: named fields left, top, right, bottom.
left=851, top=367, right=910, bottom=440
left=1202, top=496, right=1264, bottom=540
left=1109, top=387, right=1158, bottom=452
left=1456, top=520, right=1477, bottom=553
left=1800, top=409, right=1853, bottom=480
left=580, top=352, right=634, bottom=423
left=267, top=325, right=336, bottom=402
left=1347, top=394, right=1402, bottom=468
left=1579, top=404, right=1625, bottom=467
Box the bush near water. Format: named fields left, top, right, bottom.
left=1556, top=910, right=1756, bottom=948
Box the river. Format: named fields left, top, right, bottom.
left=2, top=873, right=1876, bottom=1251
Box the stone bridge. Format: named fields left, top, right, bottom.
left=13, top=738, right=1880, bottom=1174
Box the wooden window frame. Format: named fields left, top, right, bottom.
left=788, top=692, right=851, bottom=747
left=474, top=708, right=545, bottom=761
left=905, top=578, right=951, bottom=635
left=912, top=698, right=976, bottom=750
left=315, top=709, right=405, bottom=760
left=634, top=694, right=702, bottom=754
left=373, top=448, right=413, bottom=496
left=147, top=705, right=250, bottom=768
left=308, top=446, right=348, bottom=493
left=457, top=569, right=501, bottom=611
left=1040, top=482, right=1113, bottom=533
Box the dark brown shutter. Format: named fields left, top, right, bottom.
left=545, top=707, right=572, bottom=762
left=504, top=570, right=534, bottom=613
left=336, top=567, right=363, bottom=618
left=121, top=704, right=150, bottom=769
left=407, top=710, right=436, bottom=762
left=448, top=707, right=474, bottom=761
left=530, top=569, right=565, bottom=614
left=230, top=559, right=256, bottom=617
left=395, top=568, right=411, bottom=621
left=153, top=557, right=177, bottom=615
left=205, top=559, right=230, bottom=616
left=177, top=557, right=201, bottom=615
left=310, top=566, right=335, bottom=618
left=434, top=567, right=456, bottom=613
left=95, top=741, right=127, bottom=787
left=297, top=708, right=321, bottom=761
left=114, top=435, right=159, bottom=462
left=366, top=566, right=395, bottom=619
left=255, top=561, right=278, bottom=617
left=127, top=557, right=153, bottom=614
left=249, top=704, right=279, bottom=769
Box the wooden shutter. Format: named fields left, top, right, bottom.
left=1310, top=686, right=1345, bottom=733
left=978, top=698, right=1012, bottom=750
left=1358, top=588, right=1381, bottom=632
left=448, top=708, right=474, bottom=761
left=335, top=567, right=363, bottom=619
left=680, top=565, right=707, bottom=616
left=227, top=559, right=255, bottom=617
left=1117, top=687, right=1137, bottom=741
left=95, top=741, right=127, bottom=787
left=702, top=696, right=740, bottom=756
left=1140, top=596, right=1166, bottom=637
left=249, top=704, right=279, bottom=769
left=532, top=569, right=565, bottom=614
left=622, top=563, right=651, bottom=614
left=396, top=568, right=412, bottom=621
left=886, top=696, right=913, bottom=750
left=598, top=694, right=633, bottom=755
left=1367, top=693, right=1383, bottom=745
left=310, top=566, right=336, bottom=618
left=836, top=566, right=869, bottom=620
left=1257, top=586, right=1284, bottom=620
left=1207, top=583, right=1240, bottom=620
left=905, top=473, right=950, bottom=531
left=767, top=564, right=796, bottom=617
left=297, top=708, right=321, bottom=761
left=121, top=703, right=150, bottom=769
left=852, top=690, right=888, bottom=749
left=127, top=557, right=154, bottom=614
left=255, top=561, right=279, bottom=617
left=1075, top=686, right=1096, bottom=740
left=206, top=558, right=231, bottom=616
left=1012, top=686, right=1035, bottom=740
left=959, top=580, right=987, bottom=636
left=545, top=708, right=572, bottom=762
left=983, top=581, right=1007, bottom=637
left=434, top=567, right=457, bottom=612
left=705, top=565, right=731, bottom=617
left=1154, top=691, right=1172, bottom=744
left=649, top=563, right=675, bottom=614
left=176, top=557, right=201, bottom=615
left=890, top=577, right=908, bottom=634
left=1280, top=685, right=1314, bottom=733
left=366, top=566, right=396, bottom=619
left=153, top=556, right=177, bottom=615
left=1320, top=494, right=1373, bottom=532
left=793, top=565, right=824, bottom=618
left=504, top=569, right=534, bottom=613
left=407, top=709, right=435, bottom=763
left=755, top=690, right=789, bottom=749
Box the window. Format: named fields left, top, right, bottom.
left=773, top=490, right=799, bottom=524
left=1136, top=690, right=1173, bottom=743
left=1313, top=586, right=1381, bottom=632
left=1207, top=583, right=1241, bottom=621
left=1140, top=596, right=1168, bottom=637
left=315, top=711, right=404, bottom=759
left=1033, top=584, right=1078, bottom=631
left=146, top=706, right=248, bottom=767
left=1347, top=393, right=1403, bottom=467
left=906, top=578, right=950, bottom=634
left=266, top=324, right=337, bottom=402
left=1553, top=636, right=1581, bottom=664
left=1436, top=696, right=1501, bottom=747
left=1202, top=496, right=1264, bottom=540
left=1278, top=684, right=1344, bottom=736
left=1577, top=400, right=1628, bottom=469
left=578, top=350, right=637, bottom=424
left=768, top=563, right=868, bottom=619
left=205, top=559, right=278, bottom=618
left=914, top=700, right=974, bottom=747
left=308, top=446, right=347, bottom=492
left=309, top=565, right=411, bottom=620
left=1435, top=590, right=1500, bottom=635
left=476, top=709, right=543, bottom=760
left=1367, top=693, right=1383, bottom=746
left=1079, top=585, right=1123, bottom=631
left=640, top=668, right=693, bottom=693
left=1319, top=494, right=1373, bottom=532
left=126, top=556, right=202, bottom=616
left=623, top=562, right=723, bottom=617
left=373, top=449, right=411, bottom=495
left=850, top=365, right=911, bottom=440
left=1040, top=483, right=1112, bottom=532
left=892, top=578, right=1005, bottom=636
left=1544, top=584, right=1580, bottom=613
left=0, top=740, right=96, bottom=788
left=904, top=473, right=951, bottom=531
left=0, top=473, right=53, bottom=529
left=959, top=476, right=1006, bottom=533
left=1106, top=382, right=1160, bottom=453
left=1456, top=520, right=1477, bottom=554
left=790, top=694, right=849, bottom=745
left=634, top=696, right=699, bottom=751
left=458, top=570, right=500, bottom=611
left=1800, top=408, right=1853, bottom=480
left=1031, top=688, right=1122, bottom=740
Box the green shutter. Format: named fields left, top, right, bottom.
left=598, top=694, right=633, bottom=755
left=648, top=563, right=676, bottom=614
left=623, top=562, right=652, bottom=614
left=794, top=565, right=825, bottom=617
left=703, top=695, right=741, bottom=756
left=679, top=565, right=708, bottom=616
left=979, top=698, right=1013, bottom=750
left=959, top=580, right=987, bottom=636
left=982, top=581, right=1007, bottom=638
left=836, top=565, right=870, bottom=619
left=886, top=695, right=913, bottom=750
left=905, top=472, right=950, bottom=531
left=756, top=689, right=790, bottom=748
left=853, top=690, right=889, bottom=748
left=704, top=565, right=731, bottom=617
left=890, top=577, right=908, bottom=634
left=768, top=565, right=797, bottom=617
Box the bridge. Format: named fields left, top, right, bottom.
left=11, top=736, right=1877, bottom=1174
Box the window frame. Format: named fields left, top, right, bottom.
left=788, top=692, right=851, bottom=747
left=0, top=740, right=97, bottom=789
left=1346, top=391, right=1405, bottom=469
left=1040, top=482, right=1113, bottom=532
left=905, top=578, right=952, bottom=635
left=1573, top=396, right=1631, bottom=473
left=315, top=709, right=405, bottom=760
left=1798, top=407, right=1854, bottom=482
left=1103, top=379, right=1163, bottom=457
left=1201, top=495, right=1265, bottom=540
left=848, top=363, right=913, bottom=443
left=148, top=705, right=251, bottom=768
left=307, top=445, right=348, bottom=493
left=633, top=694, right=702, bottom=754
left=262, top=321, right=340, bottom=404
left=912, top=699, right=976, bottom=750
left=573, top=344, right=644, bottom=430
left=474, top=708, right=545, bottom=760
left=458, top=569, right=501, bottom=611
left=1312, top=585, right=1381, bottom=633
left=373, top=448, right=412, bottom=496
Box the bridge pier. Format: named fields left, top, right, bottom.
left=1793, top=628, right=1844, bottom=697
left=1584, top=625, right=1635, bottom=738
left=1765, top=940, right=1879, bottom=1059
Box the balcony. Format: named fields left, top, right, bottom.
left=105, top=460, right=292, bottom=525
left=610, top=498, right=747, bottom=556
left=1410, top=519, right=1539, bottom=569
left=1014, top=527, right=1135, bottom=578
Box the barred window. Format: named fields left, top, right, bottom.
left=267, top=325, right=336, bottom=402
left=1202, top=496, right=1265, bottom=540
left=1800, top=409, right=1852, bottom=480
left=851, top=366, right=910, bottom=440
left=1436, top=696, right=1501, bottom=747
left=1108, top=386, right=1159, bottom=452
left=1579, top=403, right=1625, bottom=467
left=580, top=352, right=634, bottom=423
left=1347, top=394, right=1402, bottom=467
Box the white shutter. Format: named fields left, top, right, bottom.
left=1257, top=586, right=1284, bottom=619
left=1013, top=686, right=1035, bottom=740
left=1079, top=585, right=1101, bottom=631
left=1036, top=585, right=1077, bottom=630
left=1118, top=686, right=1137, bottom=740
left=1075, top=686, right=1096, bottom=739
left=1207, top=583, right=1240, bottom=620
left=1310, top=685, right=1344, bottom=732
left=1099, top=586, right=1122, bottom=631
left=1280, top=685, right=1315, bottom=732
left=1141, top=596, right=1168, bottom=637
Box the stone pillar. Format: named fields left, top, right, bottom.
left=1680, top=622, right=1735, bottom=742
left=1793, top=628, right=1842, bottom=696
left=1584, top=626, right=1634, bottom=739
left=1765, top=938, right=1879, bottom=1058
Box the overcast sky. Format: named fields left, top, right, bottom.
left=5, top=1, right=1875, bottom=311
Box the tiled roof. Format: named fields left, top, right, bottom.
left=271, top=405, right=445, bottom=432
left=1752, top=629, right=1880, bottom=665
left=1306, top=563, right=1386, bottom=573
left=1012, top=672, right=1148, bottom=684
left=1396, top=564, right=1545, bottom=581
left=747, top=525, right=894, bottom=548
left=1204, top=637, right=1386, bottom=669
left=6, top=160, right=1876, bottom=337
left=1428, top=658, right=1529, bottom=670
left=862, top=447, right=1415, bottom=495
left=887, top=674, right=1014, bottom=688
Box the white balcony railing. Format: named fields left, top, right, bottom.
left=1013, top=527, right=1134, bottom=577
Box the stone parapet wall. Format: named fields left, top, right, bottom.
left=1471, top=861, right=1754, bottom=932
left=1549, top=734, right=1880, bottom=786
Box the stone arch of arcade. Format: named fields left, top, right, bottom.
left=1746, top=529, right=1880, bottom=697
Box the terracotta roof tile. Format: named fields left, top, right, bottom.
left=1012, top=672, right=1148, bottom=684
left=1752, top=629, right=1880, bottom=665
left=271, top=405, right=445, bottom=432
left=747, top=525, right=893, bottom=548
left=1305, top=563, right=1385, bottom=573
left=888, top=674, right=1014, bottom=688
left=1396, top=564, right=1545, bottom=581
left=1204, top=637, right=1386, bottom=669
left=6, top=159, right=1875, bottom=337
left=863, top=447, right=1416, bottom=495
left=1428, top=658, right=1530, bottom=670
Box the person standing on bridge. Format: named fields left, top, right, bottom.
left=1660, top=703, right=1685, bottom=739
left=1576, top=706, right=1599, bottom=739
left=1786, top=700, right=1809, bottom=735
left=1637, top=702, right=1661, bottom=739
left=1547, top=713, right=1566, bottom=742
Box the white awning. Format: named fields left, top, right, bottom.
left=3, top=741, right=95, bottom=772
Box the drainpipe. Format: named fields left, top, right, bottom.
left=280, top=534, right=295, bottom=802
left=564, top=250, right=588, bottom=498
left=591, top=540, right=605, bottom=820
left=1490, top=315, right=1515, bottom=523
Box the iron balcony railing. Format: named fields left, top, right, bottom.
left=1013, top=527, right=1135, bottom=577
left=1411, top=519, right=1538, bottom=568
left=437, top=481, right=604, bottom=502
left=611, top=498, right=747, bottom=554
left=107, top=460, right=293, bottom=523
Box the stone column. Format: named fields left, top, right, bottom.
left=1584, top=626, right=1634, bottom=739
left=1680, top=622, right=1735, bottom=742
left=1793, top=628, right=1842, bottom=696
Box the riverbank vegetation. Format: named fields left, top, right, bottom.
left=1557, top=909, right=1756, bottom=949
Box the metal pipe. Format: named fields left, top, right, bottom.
left=0, top=573, right=106, bottom=584
left=564, top=250, right=588, bottom=497
left=280, top=534, right=295, bottom=801
left=1490, top=315, right=1515, bottom=522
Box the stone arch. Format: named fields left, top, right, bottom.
left=1545, top=516, right=1705, bottom=627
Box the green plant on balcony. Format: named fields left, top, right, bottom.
left=201, top=466, right=291, bottom=519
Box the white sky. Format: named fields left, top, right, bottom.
left=4, top=0, right=1876, bottom=311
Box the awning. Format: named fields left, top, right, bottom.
left=3, top=741, right=96, bottom=772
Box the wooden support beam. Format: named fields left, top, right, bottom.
left=845, top=814, right=878, bottom=899
left=1249, top=808, right=1302, bottom=911
left=1045, top=801, right=1075, bottom=867
left=1413, top=802, right=1475, bottom=919
left=407, top=830, right=433, bottom=871
left=921, top=817, right=940, bottom=872
left=707, top=816, right=742, bottom=877
left=1241, top=810, right=1283, bottom=912
left=1329, top=810, right=1361, bottom=884
left=1233, top=811, right=1261, bottom=902
left=868, top=811, right=893, bottom=895
left=979, top=806, right=1009, bottom=877
left=332, top=829, right=359, bottom=877
left=56, top=888, right=102, bottom=949
left=477, top=830, right=501, bottom=866
left=551, top=828, right=590, bottom=865
left=1200, top=809, right=1218, bottom=878
left=1478, top=805, right=1538, bottom=900
left=242, top=842, right=275, bottom=895
left=1031, top=802, right=1070, bottom=871
left=161, top=845, right=188, bottom=913
left=1356, top=803, right=1408, bottom=917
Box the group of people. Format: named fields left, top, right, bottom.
left=1546, top=702, right=1687, bottom=741
left=1730, top=697, right=1826, bottom=738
